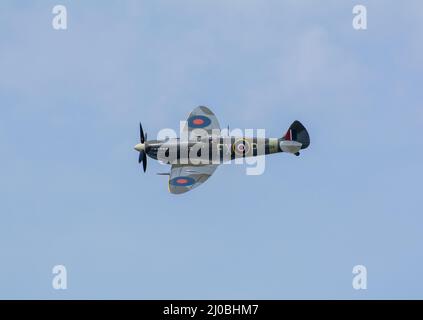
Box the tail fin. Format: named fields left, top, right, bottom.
left=283, top=121, right=310, bottom=149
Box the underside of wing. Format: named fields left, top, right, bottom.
left=184, top=106, right=221, bottom=136
left=168, top=164, right=218, bottom=194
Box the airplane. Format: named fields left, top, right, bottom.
left=134, top=106, right=310, bottom=194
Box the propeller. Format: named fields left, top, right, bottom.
left=135, top=122, right=147, bottom=172
left=139, top=123, right=145, bottom=143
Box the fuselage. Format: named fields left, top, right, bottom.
left=140, top=136, right=294, bottom=165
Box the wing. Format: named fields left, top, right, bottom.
left=168, top=164, right=218, bottom=194
left=183, top=106, right=221, bottom=136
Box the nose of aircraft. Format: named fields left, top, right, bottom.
left=134, top=143, right=145, bottom=152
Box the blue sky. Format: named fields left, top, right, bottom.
left=0, top=0, right=422, bottom=299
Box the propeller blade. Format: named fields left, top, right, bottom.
left=139, top=122, right=145, bottom=143
left=137, top=122, right=147, bottom=172
left=142, top=152, right=147, bottom=172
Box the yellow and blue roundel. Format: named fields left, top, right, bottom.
left=169, top=176, right=196, bottom=187
left=188, top=115, right=211, bottom=128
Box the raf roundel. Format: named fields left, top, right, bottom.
left=233, top=139, right=251, bottom=155
left=192, top=119, right=204, bottom=125
left=170, top=176, right=196, bottom=187
left=188, top=115, right=211, bottom=128
left=237, top=144, right=245, bottom=152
